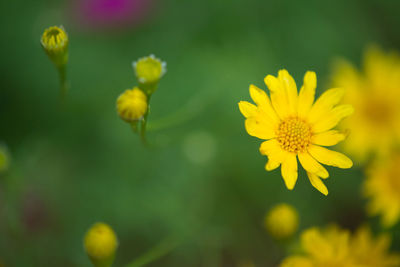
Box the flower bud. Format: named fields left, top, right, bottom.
left=132, top=54, right=166, bottom=95
left=84, top=222, right=118, bottom=267
left=41, top=26, right=69, bottom=67
left=0, top=145, right=10, bottom=173
left=264, top=203, right=299, bottom=240
left=117, top=87, right=148, bottom=122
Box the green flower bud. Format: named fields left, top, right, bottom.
left=133, top=54, right=166, bottom=95
left=41, top=26, right=69, bottom=68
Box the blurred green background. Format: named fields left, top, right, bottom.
left=1, top=0, right=400, bottom=266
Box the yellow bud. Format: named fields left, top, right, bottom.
left=41, top=26, right=69, bottom=67
left=133, top=55, right=166, bottom=94
left=117, top=87, right=148, bottom=122
left=84, top=222, right=118, bottom=267
left=264, top=203, right=299, bottom=240
left=0, top=146, right=10, bottom=173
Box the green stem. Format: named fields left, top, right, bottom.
left=147, top=92, right=205, bottom=132
left=58, top=64, right=68, bottom=100
left=124, top=236, right=180, bottom=267
left=140, top=116, right=148, bottom=146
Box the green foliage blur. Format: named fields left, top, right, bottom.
left=1, top=0, right=399, bottom=266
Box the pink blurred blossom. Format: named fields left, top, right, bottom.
left=71, top=0, right=153, bottom=31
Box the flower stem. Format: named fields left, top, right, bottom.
left=124, top=236, right=180, bottom=267
left=58, top=64, right=68, bottom=100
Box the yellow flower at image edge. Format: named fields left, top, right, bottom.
left=41, top=26, right=69, bottom=67
left=117, top=87, right=148, bottom=122
left=364, top=153, right=400, bottom=228
left=0, top=146, right=10, bottom=172
left=332, top=46, right=400, bottom=162
left=239, top=70, right=353, bottom=195
left=265, top=203, right=298, bottom=239
left=281, top=225, right=400, bottom=267
left=84, top=222, right=118, bottom=267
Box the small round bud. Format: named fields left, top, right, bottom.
left=41, top=26, right=69, bottom=67
left=84, top=222, right=118, bottom=267
left=264, top=203, right=299, bottom=240
left=132, top=55, right=166, bottom=94
left=0, top=145, right=10, bottom=173
left=117, top=87, right=148, bottom=122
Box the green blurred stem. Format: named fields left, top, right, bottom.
left=140, top=115, right=148, bottom=146
left=58, top=64, right=68, bottom=99
left=147, top=92, right=204, bottom=132
left=125, top=236, right=180, bottom=267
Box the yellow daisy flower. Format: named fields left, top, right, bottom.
left=239, top=70, right=353, bottom=195
left=331, top=46, right=400, bottom=162
left=281, top=225, right=400, bottom=267
left=364, top=153, right=400, bottom=227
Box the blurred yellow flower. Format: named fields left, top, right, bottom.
left=41, top=26, right=69, bottom=67
left=117, top=87, right=148, bottom=122
left=239, top=70, right=353, bottom=195
left=331, top=46, right=400, bottom=163
left=265, top=203, right=299, bottom=239
left=281, top=225, right=400, bottom=267
left=84, top=222, right=118, bottom=267
left=364, top=153, right=400, bottom=228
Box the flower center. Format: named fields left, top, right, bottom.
left=276, top=117, right=312, bottom=153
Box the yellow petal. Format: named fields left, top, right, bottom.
left=281, top=153, right=298, bottom=190
left=278, top=69, right=298, bottom=114
left=249, top=84, right=269, bottom=106
left=308, top=145, right=353, bottom=169
left=238, top=101, right=257, bottom=118
left=249, top=84, right=280, bottom=123
left=264, top=74, right=290, bottom=119
left=311, top=130, right=346, bottom=146
left=298, top=152, right=329, bottom=178
left=259, top=139, right=281, bottom=156
left=265, top=151, right=287, bottom=172
left=307, top=172, right=328, bottom=196
left=308, top=88, right=345, bottom=123
left=280, top=256, right=313, bottom=267
left=298, top=71, right=317, bottom=118
left=245, top=117, right=275, bottom=140
left=312, top=104, right=354, bottom=133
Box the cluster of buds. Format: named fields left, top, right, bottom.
left=84, top=222, right=118, bottom=267
left=116, top=55, right=166, bottom=141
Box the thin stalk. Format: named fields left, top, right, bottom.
left=58, top=64, right=68, bottom=100
left=125, top=236, right=180, bottom=267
